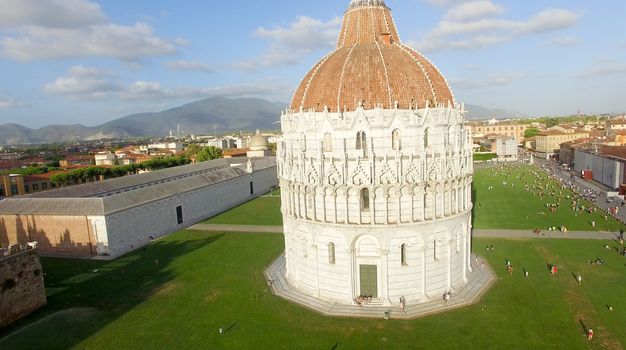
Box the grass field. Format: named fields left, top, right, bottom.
left=202, top=189, right=282, bottom=226
left=473, top=165, right=623, bottom=231
left=2, top=164, right=625, bottom=349
left=1, top=231, right=624, bottom=349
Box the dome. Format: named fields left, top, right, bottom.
left=290, top=0, right=454, bottom=113
left=249, top=131, right=269, bottom=151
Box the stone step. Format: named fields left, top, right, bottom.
left=264, top=253, right=497, bottom=319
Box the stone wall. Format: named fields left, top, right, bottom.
left=0, top=249, right=47, bottom=328
left=0, top=165, right=278, bottom=259
left=283, top=211, right=472, bottom=305
left=0, top=215, right=97, bottom=257
left=104, top=166, right=278, bottom=258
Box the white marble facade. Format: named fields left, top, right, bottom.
left=278, top=104, right=474, bottom=306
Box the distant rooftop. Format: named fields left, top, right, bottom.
left=0, top=157, right=276, bottom=216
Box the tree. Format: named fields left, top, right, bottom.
left=524, top=127, right=540, bottom=138
left=546, top=118, right=559, bottom=128
left=196, top=146, right=223, bottom=162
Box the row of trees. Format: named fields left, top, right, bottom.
left=1, top=165, right=59, bottom=176
left=49, top=155, right=191, bottom=185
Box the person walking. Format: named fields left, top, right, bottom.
left=577, top=273, right=582, bottom=285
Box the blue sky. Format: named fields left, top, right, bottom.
left=0, top=0, right=625, bottom=128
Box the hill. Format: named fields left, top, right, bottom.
left=464, top=104, right=527, bottom=120
left=0, top=97, right=286, bottom=145
left=0, top=99, right=526, bottom=144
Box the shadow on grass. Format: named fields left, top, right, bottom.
left=0, top=233, right=223, bottom=349
left=579, top=319, right=588, bottom=334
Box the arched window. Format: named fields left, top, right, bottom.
left=401, top=243, right=407, bottom=266
left=433, top=240, right=438, bottom=261
left=328, top=242, right=336, bottom=264
left=356, top=131, right=367, bottom=152
left=323, top=132, right=332, bottom=152
left=392, top=129, right=401, bottom=150
left=361, top=188, right=370, bottom=211
left=424, top=128, right=429, bottom=148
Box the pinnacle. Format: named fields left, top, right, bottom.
left=348, top=0, right=388, bottom=10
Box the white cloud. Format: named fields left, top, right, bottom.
left=44, top=66, right=121, bottom=99
left=410, top=2, right=581, bottom=52
left=521, top=9, right=581, bottom=34
left=549, top=36, right=580, bottom=47
left=236, top=16, right=341, bottom=69
left=44, top=66, right=288, bottom=101
left=0, top=0, right=183, bottom=61
left=444, top=1, right=504, bottom=22
left=165, top=60, right=213, bottom=74
left=121, top=81, right=289, bottom=101
left=450, top=72, right=524, bottom=89
left=2, top=23, right=181, bottom=61
left=423, top=0, right=474, bottom=6
left=0, top=0, right=106, bottom=29
left=577, top=61, right=626, bottom=78
left=0, top=98, right=25, bottom=109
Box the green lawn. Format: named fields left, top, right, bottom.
left=1, top=231, right=624, bottom=349
left=203, top=192, right=282, bottom=226
left=473, top=165, right=623, bottom=231
left=2, top=164, right=625, bottom=349
left=473, top=153, right=497, bottom=161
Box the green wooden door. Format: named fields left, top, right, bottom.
left=359, top=265, right=378, bottom=298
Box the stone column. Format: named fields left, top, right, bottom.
left=313, top=244, right=320, bottom=297
left=447, top=239, right=452, bottom=289
left=421, top=246, right=427, bottom=299
left=396, top=191, right=401, bottom=224
left=347, top=248, right=356, bottom=301
left=380, top=249, right=391, bottom=306
left=370, top=191, right=376, bottom=225
left=322, top=189, right=327, bottom=223
left=332, top=192, right=338, bottom=223
left=384, top=195, right=390, bottom=225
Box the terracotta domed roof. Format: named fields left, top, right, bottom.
left=290, top=0, right=454, bottom=113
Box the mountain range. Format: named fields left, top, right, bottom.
left=0, top=97, right=523, bottom=145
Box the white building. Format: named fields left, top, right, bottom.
left=247, top=131, right=272, bottom=158
left=494, top=137, right=518, bottom=161
left=277, top=0, right=473, bottom=307
left=140, top=142, right=183, bottom=155
left=94, top=151, right=116, bottom=166
left=0, top=158, right=277, bottom=258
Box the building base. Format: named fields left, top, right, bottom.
left=264, top=253, right=496, bottom=320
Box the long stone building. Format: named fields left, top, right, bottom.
left=277, top=0, right=474, bottom=307
left=0, top=158, right=277, bottom=258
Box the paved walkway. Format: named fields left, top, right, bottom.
left=473, top=229, right=619, bottom=240
left=189, top=223, right=283, bottom=233
left=190, top=224, right=620, bottom=241
left=264, top=253, right=496, bottom=320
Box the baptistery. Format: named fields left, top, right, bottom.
left=277, top=0, right=473, bottom=306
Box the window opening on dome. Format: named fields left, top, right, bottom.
left=323, top=132, right=333, bottom=152
left=360, top=188, right=370, bottom=211
left=356, top=131, right=367, bottom=154
left=392, top=129, right=401, bottom=150
left=328, top=242, right=336, bottom=264
left=401, top=244, right=407, bottom=266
